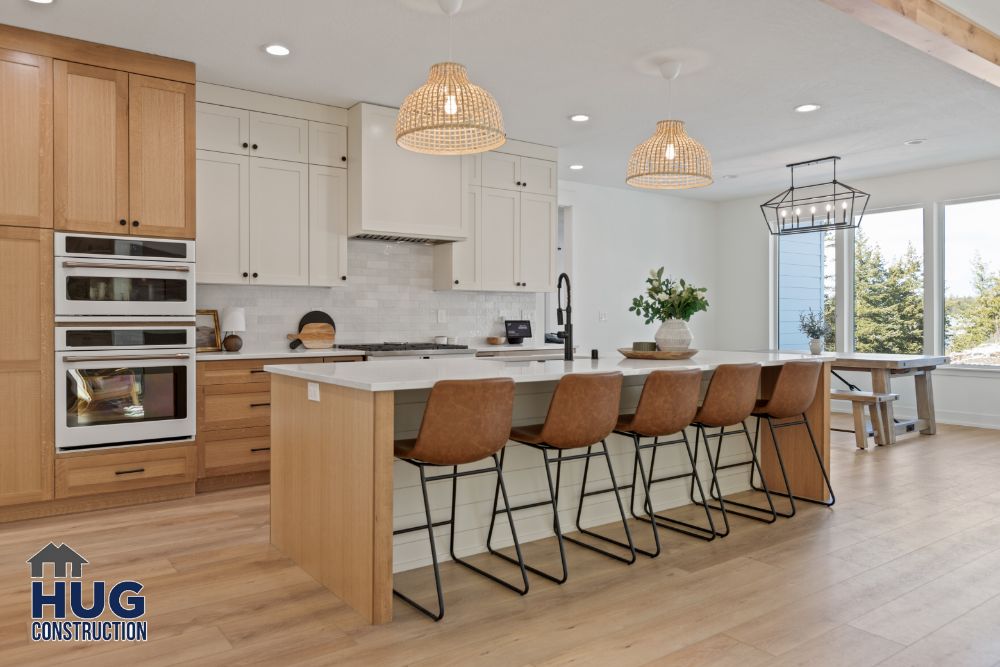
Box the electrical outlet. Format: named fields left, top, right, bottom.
left=307, top=382, right=320, bottom=402
left=437, top=309, right=447, bottom=323
left=598, top=311, right=608, bottom=322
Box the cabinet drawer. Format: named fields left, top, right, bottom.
left=202, top=389, right=271, bottom=429
left=56, top=444, right=196, bottom=498
left=197, top=357, right=327, bottom=385
left=201, top=427, right=270, bottom=477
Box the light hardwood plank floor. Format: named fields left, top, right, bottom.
left=2, top=417, right=1000, bottom=666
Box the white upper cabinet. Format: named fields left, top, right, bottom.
left=195, top=150, right=250, bottom=284
left=347, top=103, right=464, bottom=242
left=249, top=112, right=309, bottom=162
left=249, top=158, right=309, bottom=286
left=308, top=165, right=348, bottom=286
left=196, top=103, right=250, bottom=155
left=482, top=152, right=520, bottom=191
left=519, top=157, right=558, bottom=196
left=518, top=193, right=557, bottom=291
left=434, top=185, right=482, bottom=290
left=309, top=121, right=348, bottom=168
left=481, top=187, right=520, bottom=291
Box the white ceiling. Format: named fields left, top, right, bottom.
left=3, top=0, right=1000, bottom=201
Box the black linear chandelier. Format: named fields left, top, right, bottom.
left=760, top=156, right=870, bottom=235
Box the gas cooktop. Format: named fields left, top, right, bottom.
left=335, top=342, right=472, bottom=357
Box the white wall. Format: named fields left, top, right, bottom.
left=714, top=158, right=1000, bottom=428
left=558, top=180, right=721, bottom=355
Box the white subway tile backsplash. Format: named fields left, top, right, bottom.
left=197, top=240, right=537, bottom=346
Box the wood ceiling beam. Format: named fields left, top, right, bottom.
left=821, top=0, right=1000, bottom=88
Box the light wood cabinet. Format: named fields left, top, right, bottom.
left=309, top=165, right=349, bottom=286
left=0, top=228, right=53, bottom=507
left=249, top=111, right=308, bottom=162
left=0, top=49, right=52, bottom=229
left=196, top=102, right=249, bottom=155
left=54, top=61, right=128, bottom=234
left=249, top=157, right=309, bottom=286
left=195, top=150, right=250, bottom=284
left=309, top=121, right=347, bottom=168
left=55, top=443, right=196, bottom=499
left=128, top=74, right=195, bottom=239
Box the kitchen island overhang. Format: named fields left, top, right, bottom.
left=265, top=351, right=832, bottom=624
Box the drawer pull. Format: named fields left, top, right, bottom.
left=115, top=467, right=145, bottom=476
left=249, top=402, right=271, bottom=408
left=250, top=369, right=267, bottom=374
left=250, top=447, right=271, bottom=453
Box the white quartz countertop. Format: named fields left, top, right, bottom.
left=473, top=343, right=567, bottom=353
left=264, top=349, right=821, bottom=392
left=197, top=348, right=366, bottom=362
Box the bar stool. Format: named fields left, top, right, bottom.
left=692, top=363, right=777, bottom=537
left=749, top=360, right=835, bottom=517
left=487, top=372, right=632, bottom=584
left=393, top=378, right=529, bottom=622
left=610, top=369, right=717, bottom=554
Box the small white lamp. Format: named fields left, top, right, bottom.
left=221, top=307, right=246, bottom=352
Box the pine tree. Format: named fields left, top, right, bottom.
left=853, top=231, right=924, bottom=354
left=950, top=253, right=1000, bottom=351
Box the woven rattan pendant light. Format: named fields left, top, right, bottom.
left=396, top=0, right=506, bottom=155
left=626, top=61, right=712, bottom=190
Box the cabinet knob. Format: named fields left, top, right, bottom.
left=242, top=272, right=249, bottom=278
left=341, top=156, right=347, bottom=162
left=242, top=142, right=249, bottom=149
left=454, top=279, right=459, bottom=285
left=252, top=272, right=258, bottom=278
left=522, top=182, right=527, bottom=187
left=131, top=220, right=139, bottom=227
left=119, top=219, right=127, bottom=226
left=251, top=143, right=258, bottom=150
left=340, top=275, right=347, bottom=281
left=515, top=181, right=522, bottom=186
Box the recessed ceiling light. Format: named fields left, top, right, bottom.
left=28, top=0, right=54, bottom=4
left=569, top=164, right=584, bottom=170
left=794, top=103, right=822, bottom=113
left=904, top=138, right=926, bottom=145
left=264, top=44, right=291, bottom=56
left=721, top=174, right=738, bottom=180
left=569, top=114, right=590, bottom=122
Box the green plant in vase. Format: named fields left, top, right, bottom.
left=799, top=308, right=831, bottom=354
left=629, top=267, right=709, bottom=351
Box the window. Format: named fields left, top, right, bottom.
left=944, top=198, right=1000, bottom=366
left=777, top=231, right=836, bottom=351
left=853, top=208, right=924, bottom=354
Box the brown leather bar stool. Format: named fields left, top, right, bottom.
left=609, top=369, right=718, bottom=554
left=393, top=378, right=528, bottom=622
left=487, top=372, right=632, bottom=584
left=692, top=363, right=778, bottom=537
left=749, top=360, right=835, bottom=517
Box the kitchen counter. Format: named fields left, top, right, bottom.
left=264, top=349, right=819, bottom=392
left=266, top=349, right=832, bottom=624
left=197, top=347, right=366, bottom=361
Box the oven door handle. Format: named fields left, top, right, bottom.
left=60, top=260, right=191, bottom=273
left=62, top=353, right=192, bottom=363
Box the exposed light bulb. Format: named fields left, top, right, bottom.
left=810, top=206, right=816, bottom=214
left=444, top=95, right=458, bottom=115
left=665, top=143, right=676, bottom=161
left=795, top=208, right=801, bottom=216
left=781, top=210, right=787, bottom=217
left=842, top=201, right=848, bottom=209
left=826, top=204, right=832, bottom=212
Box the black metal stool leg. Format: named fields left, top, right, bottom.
left=757, top=414, right=836, bottom=508
left=697, top=423, right=778, bottom=526
left=625, top=434, right=663, bottom=556
left=393, top=465, right=445, bottom=621
left=564, top=440, right=637, bottom=563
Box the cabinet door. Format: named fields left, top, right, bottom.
left=249, top=158, right=309, bottom=286
left=308, top=121, right=347, bottom=168
left=481, top=187, right=520, bottom=291
left=0, top=228, right=53, bottom=506
left=250, top=112, right=309, bottom=162
left=196, top=150, right=250, bottom=284
left=54, top=61, right=128, bottom=234
left=308, top=165, right=348, bottom=286
left=520, top=157, right=558, bottom=196
left=0, top=49, right=52, bottom=228
left=482, top=151, right=520, bottom=191
left=196, top=102, right=249, bottom=155
left=128, top=74, right=195, bottom=239
left=518, top=193, right=557, bottom=292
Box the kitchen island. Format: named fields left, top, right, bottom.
left=265, top=350, right=831, bottom=624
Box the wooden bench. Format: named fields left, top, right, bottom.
left=830, top=390, right=899, bottom=450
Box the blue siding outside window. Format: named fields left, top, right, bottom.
left=778, top=233, right=824, bottom=350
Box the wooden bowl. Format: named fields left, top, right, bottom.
left=486, top=336, right=505, bottom=345
left=618, top=348, right=698, bottom=360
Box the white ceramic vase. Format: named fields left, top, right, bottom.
left=655, top=319, right=693, bottom=352
left=809, top=338, right=823, bottom=355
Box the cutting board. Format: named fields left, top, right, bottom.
left=286, top=323, right=335, bottom=349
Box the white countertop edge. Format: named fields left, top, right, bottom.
left=264, top=350, right=820, bottom=392
left=197, top=348, right=365, bottom=361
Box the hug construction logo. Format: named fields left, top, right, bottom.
left=27, top=542, right=147, bottom=643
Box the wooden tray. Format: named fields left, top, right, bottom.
left=618, top=348, right=698, bottom=360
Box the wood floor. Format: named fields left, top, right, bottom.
left=3, top=418, right=1000, bottom=666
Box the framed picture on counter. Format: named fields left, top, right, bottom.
left=196, top=309, right=222, bottom=352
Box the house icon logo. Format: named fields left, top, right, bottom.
left=27, top=542, right=148, bottom=643
left=27, top=543, right=89, bottom=579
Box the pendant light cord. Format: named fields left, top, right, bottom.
left=449, top=13, right=454, bottom=62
